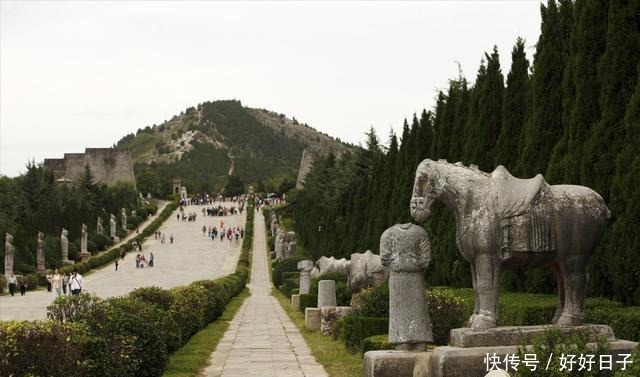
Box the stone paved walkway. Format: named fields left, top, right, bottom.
left=0, top=202, right=245, bottom=321
left=200, top=209, right=328, bottom=377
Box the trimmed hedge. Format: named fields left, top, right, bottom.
left=2, top=197, right=256, bottom=377
left=362, top=334, right=393, bottom=353
left=273, top=256, right=305, bottom=287
left=343, top=316, right=389, bottom=351
left=300, top=293, right=317, bottom=312
left=281, top=277, right=299, bottom=298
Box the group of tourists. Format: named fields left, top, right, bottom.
left=134, top=253, right=154, bottom=268
left=202, top=206, right=241, bottom=216
left=202, top=224, right=244, bottom=242
left=154, top=231, right=173, bottom=244
left=5, top=274, right=29, bottom=296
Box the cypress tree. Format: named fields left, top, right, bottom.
left=581, top=0, right=640, bottom=197
left=448, top=77, right=470, bottom=162
left=462, top=62, right=487, bottom=164
left=496, top=38, right=530, bottom=171
left=518, top=0, right=568, bottom=177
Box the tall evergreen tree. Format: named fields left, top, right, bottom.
left=496, top=38, right=530, bottom=171
left=518, top=0, right=569, bottom=177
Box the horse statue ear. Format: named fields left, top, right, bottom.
left=438, top=159, right=448, bottom=163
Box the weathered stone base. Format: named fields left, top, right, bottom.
left=320, top=306, right=352, bottom=335
left=427, top=340, right=637, bottom=377
left=450, top=324, right=615, bottom=348
left=363, top=350, right=431, bottom=377
left=78, top=252, right=92, bottom=261
left=62, top=259, right=75, bottom=265
left=305, top=307, right=320, bottom=331
left=291, top=294, right=300, bottom=311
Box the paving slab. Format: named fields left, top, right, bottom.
left=200, top=209, right=328, bottom=377
left=0, top=202, right=245, bottom=320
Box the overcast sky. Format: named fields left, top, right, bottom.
left=0, top=1, right=542, bottom=177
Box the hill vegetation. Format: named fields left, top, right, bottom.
left=116, top=100, right=348, bottom=196
left=290, top=0, right=640, bottom=305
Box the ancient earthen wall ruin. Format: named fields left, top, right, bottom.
left=44, top=148, right=136, bottom=187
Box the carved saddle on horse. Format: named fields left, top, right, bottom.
left=489, top=166, right=556, bottom=257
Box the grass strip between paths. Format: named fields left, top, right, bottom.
left=272, top=289, right=362, bottom=377
left=162, top=288, right=250, bottom=377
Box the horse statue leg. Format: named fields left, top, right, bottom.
left=556, top=265, right=587, bottom=326
left=551, top=263, right=566, bottom=324
left=467, top=263, right=480, bottom=326
left=470, top=254, right=500, bottom=329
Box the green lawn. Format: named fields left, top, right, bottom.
left=162, top=288, right=250, bottom=377
left=272, top=288, right=363, bottom=377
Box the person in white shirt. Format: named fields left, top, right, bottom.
left=52, top=269, right=63, bottom=297
left=69, top=270, right=85, bottom=295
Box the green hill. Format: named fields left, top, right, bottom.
left=116, top=100, right=348, bottom=196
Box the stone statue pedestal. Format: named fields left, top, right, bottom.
left=305, top=307, right=321, bottom=331
left=450, top=324, right=615, bottom=348
left=320, top=306, right=351, bottom=335
left=363, top=325, right=638, bottom=377
left=291, top=294, right=300, bottom=311
left=63, top=259, right=75, bottom=265
left=79, top=251, right=92, bottom=260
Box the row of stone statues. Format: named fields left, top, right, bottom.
left=3, top=208, right=131, bottom=276
left=270, top=212, right=297, bottom=261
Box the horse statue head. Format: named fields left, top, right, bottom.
left=410, top=159, right=450, bottom=222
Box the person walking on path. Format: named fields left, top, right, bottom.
left=69, top=270, right=84, bottom=295
left=46, top=271, right=52, bottom=292
left=52, top=269, right=63, bottom=297
left=8, top=274, right=17, bottom=296
left=62, top=273, right=69, bottom=295
left=19, top=277, right=27, bottom=296
left=150, top=252, right=154, bottom=267
left=115, top=260, right=119, bottom=271
left=202, top=225, right=207, bottom=236
left=170, top=234, right=174, bottom=244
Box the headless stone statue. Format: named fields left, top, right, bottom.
left=4, top=233, right=14, bottom=276
left=61, top=228, right=70, bottom=263
left=380, top=223, right=433, bottom=350
left=285, top=231, right=296, bottom=259
left=80, top=224, right=89, bottom=255
left=110, top=214, right=116, bottom=239
left=275, top=228, right=286, bottom=261
left=36, top=231, right=46, bottom=274
left=297, top=260, right=314, bottom=294
left=121, top=208, right=127, bottom=230
left=97, top=217, right=104, bottom=235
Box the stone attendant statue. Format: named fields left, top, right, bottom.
left=274, top=228, right=286, bottom=261
left=4, top=233, right=15, bottom=276
left=380, top=223, right=433, bottom=350
left=121, top=208, right=127, bottom=230
left=61, top=228, right=70, bottom=264
left=285, top=231, right=296, bottom=259
left=36, top=231, right=46, bottom=273
left=410, top=159, right=611, bottom=329
left=97, top=217, right=104, bottom=235
left=80, top=224, right=89, bottom=254
left=110, top=214, right=117, bottom=239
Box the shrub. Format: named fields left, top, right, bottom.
left=47, top=293, right=108, bottom=324
left=91, top=233, right=113, bottom=251
left=102, top=297, right=179, bottom=377
left=343, top=316, right=389, bottom=351
left=350, top=283, right=389, bottom=318
left=281, top=277, right=299, bottom=298
left=24, top=274, right=39, bottom=291
left=0, top=320, right=93, bottom=377
left=87, top=239, right=98, bottom=252
left=615, top=345, right=640, bottom=377
left=589, top=306, right=640, bottom=342
left=169, top=285, right=208, bottom=343
left=362, top=334, right=393, bottom=353
left=129, top=286, right=173, bottom=311
left=137, top=207, right=149, bottom=220
left=291, top=288, right=299, bottom=295
left=273, top=256, right=305, bottom=287
left=513, top=328, right=611, bottom=377
left=0, top=275, right=5, bottom=293
left=300, top=294, right=317, bottom=312
left=427, top=287, right=469, bottom=345
left=128, top=215, right=143, bottom=227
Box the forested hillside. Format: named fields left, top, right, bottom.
left=290, top=0, right=640, bottom=305
left=117, top=100, right=348, bottom=196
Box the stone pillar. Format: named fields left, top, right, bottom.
left=80, top=224, right=91, bottom=259
left=297, top=260, right=314, bottom=294
left=317, top=280, right=337, bottom=308
left=380, top=223, right=433, bottom=350
left=4, top=233, right=14, bottom=276
left=36, top=231, right=46, bottom=274
left=60, top=228, right=71, bottom=264
left=110, top=214, right=116, bottom=239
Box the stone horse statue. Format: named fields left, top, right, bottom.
left=410, top=159, right=610, bottom=329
